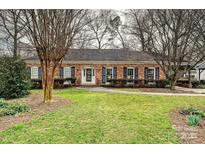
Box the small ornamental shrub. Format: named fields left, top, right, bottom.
left=180, top=107, right=205, bottom=127
left=0, top=56, right=31, bottom=99
left=187, top=115, right=200, bottom=126
left=0, top=99, right=30, bottom=116
left=180, top=108, right=205, bottom=118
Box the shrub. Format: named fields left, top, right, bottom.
left=31, top=79, right=42, bottom=89
left=187, top=115, right=200, bottom=126
left=191, top=81, right=200, bottom=88
left=31, top=77, right=76, bottom=89
left=105, top=79, right=168, bottom=88
left=180, top=108, right=205, bottom=118
left=108, top=79, right=127, bottom=87
left=176, top=80, right=189, bottom=88
left=180, top=107, right=205, bottom=126
left=53, top=78, right=66, bottom=89
left=0, top=99, right=30, bottom=116
left=66, top=77, right=76, bottom=84
left=0, top=56, right=31, bottom=99
left=155, top=80, right=169, bottom=88
left=200, top=80, right=205, bottom=85
left=193, top=84, right=205, bottom=89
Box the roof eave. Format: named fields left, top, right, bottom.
left=24, top=60, right=157, bottom=65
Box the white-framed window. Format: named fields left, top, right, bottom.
left=31, top=67, right=38, bottom=79
left=127, top=67, right=134, bottom=79
left=64, top=67, right=71, bottom=78
left=106, top=67, right=113, bottom=83
left=147, top=67, right=155, bottom=80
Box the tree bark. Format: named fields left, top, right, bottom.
left=169, top=75, right=178, bottom=90
left=170, top=79, right=177, bottom=90
left=188, top=69, right=192, bottom=88
left=41, top=61, right=56, bottom=103
left=13, top=32, right=18, bottom=57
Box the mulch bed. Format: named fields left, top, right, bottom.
left=171, top=110, right=205, bottom=144
left=139, top=88, right=195, bottom=93
left=0, top=94, right=70, bottom=132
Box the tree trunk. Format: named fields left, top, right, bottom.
left=169, top=77, right=178, bottom=90
left=41, top=61, right=56, bottom=103
left=13, top=22, right=18, bottom=57
left=13, top=32, right=18, bottom=57
left=170, top=81, right=176, bottom=90
left=188, top=69, right=192, bottom=88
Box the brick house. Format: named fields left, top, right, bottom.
left=25, top=49, right=166, bottom=86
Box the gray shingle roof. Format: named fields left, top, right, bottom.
left=24, top=49, right=155, bottom=62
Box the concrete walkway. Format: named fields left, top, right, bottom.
left=77, top=87, right=205, bottom=97
left=175, top=86, right=205, bottom=94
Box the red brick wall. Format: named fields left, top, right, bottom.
left=27, top=63, right=166, bottom=85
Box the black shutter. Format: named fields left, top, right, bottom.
left=102, top=67, right=106, bottom=84
left=144, top=67, right=148, bottom=80
left=71, top=67, right=75, bottom=78
left=135, top=67, right=138, bottom=79
left=155, top=67, right=160, bottom=80
left=38, top=67, right=42, bottom=79
left=59, top=67, right=64, bottom=78
left=27, top=67, right=31, bottom=79
left=123, top=67, right=127, bottom=79
left=113, top=67, right=117, bottom=79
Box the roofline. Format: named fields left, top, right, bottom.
left=25, top=60, right=157, bottom=65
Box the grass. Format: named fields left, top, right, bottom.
left=0, top=88, right=205, bottom=143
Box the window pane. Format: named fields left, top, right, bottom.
left=127, top=68, right=134, bottom=79
left=106, top=68, right=113, bottom=82
left=31, top=67, right=38, bottom=79
left=148, top=68, right=155, bottom=80
left=64, top=67, right=71, bottom=78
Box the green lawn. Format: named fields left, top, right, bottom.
left=0, top=88, right=205, bottom=143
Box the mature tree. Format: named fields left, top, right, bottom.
left=127, top=9, right=205, bottom=90
left=84, top=10, right=114, bottom=49
left=23, top=9, right=88, bottom=103
left=0, top=10, right=27, bottom=57
left=109, top=14, right=128, bottom=49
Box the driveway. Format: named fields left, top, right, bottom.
left=175, top=86, right=205, bottom=94
left=77, top=87, right=205, bottom=97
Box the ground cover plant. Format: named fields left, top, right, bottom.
left=180, top=108, right=205, bottom=126
left=0, top=99, right=30, bottom=116
left=0, top=88, right=205, bottom=143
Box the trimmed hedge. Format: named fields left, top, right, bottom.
left=31, top=77, right=76, bottom=89
left=103, top=79, right=169, bottom=88
left=176, top=80, right=190, bottom=88
left=192, top=80, right=205, bottom=88
left=176, top=80, right=205, bottom=88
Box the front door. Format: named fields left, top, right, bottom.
left=86, top=68, right=92, bottom=82
left=81, top=67, right=96, bottom=85
left=106, top=68, right=113, bottom=83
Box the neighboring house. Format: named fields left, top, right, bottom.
left=184, top=62, right=205, bottom=81
left=24, top=49, right=166, bottom=86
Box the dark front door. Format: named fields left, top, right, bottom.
left=86, top=68, right=92, bottom=82
left=106, top=68, right=113, bottom=82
